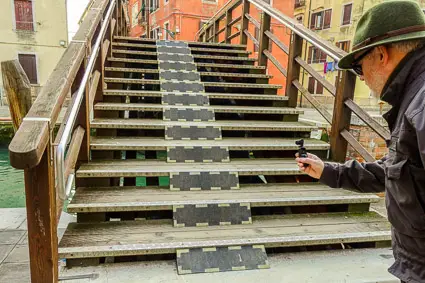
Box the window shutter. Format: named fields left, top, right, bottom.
left=308, top=77, right=315, bottom=94
left=324, top=10, right=332, bottom=29
left=18, top=54, right=37, bottom=84
left=308, top=46, right=313, bottom=63
left=343, top=4, right=352, bottom=25
left=310, top=14, right=316, bottom=29
left=14, top=0, right=34, bottom=31
left=316, top=82, right=324, bottom=94
left=320, top=50, right=327, bottom=63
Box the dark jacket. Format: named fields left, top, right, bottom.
left=320, top=47, right=425, bottom=283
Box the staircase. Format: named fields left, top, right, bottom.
left=58, top=36, right=391, bottom=273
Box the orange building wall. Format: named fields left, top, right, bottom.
left=128, top=0, right=295, bottom=95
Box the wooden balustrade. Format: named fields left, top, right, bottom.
left=197, top=0, right=388, bottom=163
left=7, top=0, right=128, bottom=282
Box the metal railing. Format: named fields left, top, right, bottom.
left=196, top=0, right=390, bottom=163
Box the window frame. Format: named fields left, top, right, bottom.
left=310, top=10, right=324, bottom=30
left=336, top=40, right=351, bottom=52
left=17, top=52, right=39, bottom=85
left=341, top=3, right=353, bottom=26
left=12, top=0, right=36, bottom=32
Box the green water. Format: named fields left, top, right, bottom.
left=0, top=146, right=26, bottom=208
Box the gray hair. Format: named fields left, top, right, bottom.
left=388, top=39, right=423, bottom=53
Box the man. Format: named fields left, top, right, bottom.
left=296, top=1, right=425, bottom=282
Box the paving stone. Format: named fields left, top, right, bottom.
left=0, top=231, right=25, bottom=245
left=4, top=245, right=29, bottom=263
left=0, top=263, right=30, bottom=283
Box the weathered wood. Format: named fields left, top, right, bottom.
left=344, top=99, right=390, bottom=140
left=292, top=80, right=332, bottom=123
left=94, top=102, right=300, bottom=114
left=331, top=71, right=357, bottom=162
left=285, top=33, right=303, bottom=107
left=1, top=60, right=32, bottom=132
left=103, top=90, right=288, bottom=101
left=258, top=12, right=271, bottom=67
left=295, top=56, right=336, bottom=95
left=228, top=31, right=242, bottom=41
left=64, top=126, right=86, bottom=180
left=90, top=137, right=329, bottom=151
left=341, top=129, right=375, bottom=162
left=68, top=185, right=379, bottom=213
left=90, top=118, right=316, bottom=132
left=245, top=13, right=260, bottom=29
left=76, top=159, right=304, bottom=178
left=200, top=72, right=270, bottom=78
left=263, top=50, right=287, bottom=77
left=197, top=62, right=264, bottom=69
left=244, top=30, right=259, bottom=47
left=228, top=15, right=242, bottom=27
left=89, top=71, right=101, bottom=108
left=112, top=42, right=157, bottom=49
left=213, top=20, right=219, bottom=42
left=265, top=30, right=289, bottom=54
left=240, top=1, right=250, bottom=44
left=192, top=47, right=250, bottom=54
left=102, top=39, right=111, bottom=64
left=24, top=146, right=58, bottom=283
left=58, top=212, right=390, bottom=258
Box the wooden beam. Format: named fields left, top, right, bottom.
left=265, top=30, right=289, bottom=54
left=263, top=50, right=287, bottom=77
left=341, top=129, right=375, bottom=162
left=344, top=99, right=390, bottom=141
left=228, top=15, right=242, bottom=27
left=285, top=32, right=303, bottom=107
left=213, top=20, right=219, bottom=42
left=64, top=126, right=86, bottom=180
left=24, top=146, right=58, bottom=283
left=239, top=1, right=250, bottom=45
left=244, top=29, right=259, bottom=47
left=225, top=9, right=233, bottom=43
left=295, top=56, right=336, bottom=95
left=1, top=60, right=32, bottom=132
left=245, top=13, right=260, bottom=29
left=89, top=71, right=101, bottom=108
left=292, top=79, right=332, bottom=123
left=228, top=30, right=241, bottom=41
left=258, top=12, right=271, bottom=67
left=102, top=39, right=111, bottom=64
left=331, top=71, right=357, bottom=162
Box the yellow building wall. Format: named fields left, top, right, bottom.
left=294, top=0, right=425, bottom=106
left=0, top=0, right=68, bottom=100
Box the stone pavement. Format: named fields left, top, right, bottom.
left=0, top=204, right=399, bottom=283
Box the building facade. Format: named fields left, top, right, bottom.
left=294, top=0, right=425, bottom=107
left=0, top=0, right=68, bottom=105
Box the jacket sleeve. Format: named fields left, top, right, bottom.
left=319, top=158, right=386, bottom=193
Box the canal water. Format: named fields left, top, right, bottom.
left=0, top=145, right=25, bottom=208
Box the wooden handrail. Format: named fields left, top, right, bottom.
left=265, top=30, right=289, bottom=54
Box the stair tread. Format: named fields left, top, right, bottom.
left=58, top=212, right=390, bottom=258
left=111, top=50, right=255, bottom=61
left=103, top=78, right=281, bottom=88
left=104, top=68, right=270, bottom=78
left=68, top=184, right=379, bottom=213
left=103, top=90, right=289, bottom=100
left=90, top=118, right=316, bottom=131
left=105, top=67, right=160, bottom=73
left=94, top=102, right=301, bottom=114
left=90, top=137, right=329, bottom=150
left=77, top=158, right=303, bottom=177
left=112, top=42, right=157, bottom=49
left=191, top=47, right=251, bottom=54
left=113, top=36, right=247, bottom=48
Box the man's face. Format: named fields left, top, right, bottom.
left=356, top=48, right=388, bottom=98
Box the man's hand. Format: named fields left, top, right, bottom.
left=295, top=153, right=325, bottom=179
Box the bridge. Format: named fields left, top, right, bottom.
left=7, top=0, right=391, bottom=282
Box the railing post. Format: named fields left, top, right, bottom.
left=285, top=32, right=303, bottom=107
left=257, top=12, right=271, bottom=67
left=213, top=19, right=219, bottom=42
left=225, top=9, right=233, bottom=43
left=24, top=143, right=58, bottom=283
left=330, top=70, right=357, bottom=162
left=239, top=0, right=250, bottom=45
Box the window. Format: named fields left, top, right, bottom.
left=164, top=22, right=170, bottom=40
left=336, top=40, right=351, bottom=52
left=323, top=9, right=332, bottom=29
left=14, top=0, right=34, bottom=31
left=295, top=0, right=305, bottom=8
left=308, top=77, right=324, bottom=94
left=18, top=54, right=37, bottom=84
left=310, top=11, right=323, bottom=30
left=150, top=0, right=159, bottom=12
left=342, top=3, right=352, bottom=26
left=151, top=27, right=160, bottom=39
left=308, top=46, right=327, bottom=64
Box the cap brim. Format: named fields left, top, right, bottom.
left=337, top=31, right=425, bottom=70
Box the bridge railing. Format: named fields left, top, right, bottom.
left=196, top=0, right=390, bottom=163
left=7, top=0, right=128, bottom=282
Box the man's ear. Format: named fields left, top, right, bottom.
left=376, top=45, right=389, bottom=66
